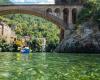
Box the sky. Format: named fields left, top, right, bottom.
left=10, top=0, right=55, bottom=4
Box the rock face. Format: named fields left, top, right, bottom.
left=55, top=22, right=100, bottom=53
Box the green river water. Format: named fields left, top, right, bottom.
left=0, top=52, right=100, bottom=80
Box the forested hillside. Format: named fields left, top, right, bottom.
left=0, top=14, right=60, bottom=52
left=0, top=0, right=60, bottom=52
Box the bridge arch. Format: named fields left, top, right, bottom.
left=0, top=8, right=66, bottom=30
left=72, top=8, right=77, bottom=24
left=63, top=8, right=69, bottom=24
left=54, top=8, right=60, bottom=17
left=46, top=8, right=52, bottom=14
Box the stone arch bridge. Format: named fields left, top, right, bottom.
left=0, top=4, right=82, bottom=43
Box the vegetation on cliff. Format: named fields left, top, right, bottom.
left=56, top=0, right=100, bottom=53
left=78, top=0, right=100, bottom=27
left=0, top=14, right=60, bottom=52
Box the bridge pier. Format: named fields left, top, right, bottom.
left=60, top=28, right=64, bottom=41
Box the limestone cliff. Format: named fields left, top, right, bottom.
left=55, top=22, right=100, bottom=53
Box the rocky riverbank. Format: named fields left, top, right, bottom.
left=55, top=22, right=100, bottom=53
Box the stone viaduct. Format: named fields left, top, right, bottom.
left=0, top=0, right=83, bottom=49
left=0, top=4, right=83, bottom=38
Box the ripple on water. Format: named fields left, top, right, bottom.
left=0, top=52, right=100, bottom=80
left=0, top=72, right=10, bottom=78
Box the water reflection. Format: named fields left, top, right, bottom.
left=16, top=53, right=31, bottom=61
left=0, top=52, right=100, bottom=80
left=0, top=52, right=46, bottom=80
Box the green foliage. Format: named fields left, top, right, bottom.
left=93, top=8, right=100, bottom=27
left=29, top=39, right=43, bottom=52
left=0, top=39, right=14, bottom=52
left=0, top=14, right=60, bottom=52
left=78, top=0, right=100, bottom=26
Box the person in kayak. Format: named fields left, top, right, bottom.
left=21, top=45, right=30, bottom=61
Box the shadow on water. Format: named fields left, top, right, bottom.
left=0, top=52, right=100, bottom=80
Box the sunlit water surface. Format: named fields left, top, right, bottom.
left=0, top=52, right=100, bottom=80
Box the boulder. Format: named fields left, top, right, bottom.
left=55, top=22, right=100, bottom=53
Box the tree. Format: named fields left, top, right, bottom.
left=78, top=0, right=100, bottom=26
left=1, top=14, right=60, bottom=52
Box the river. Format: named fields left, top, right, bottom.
left=0, top=52, right=100, bottom=80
